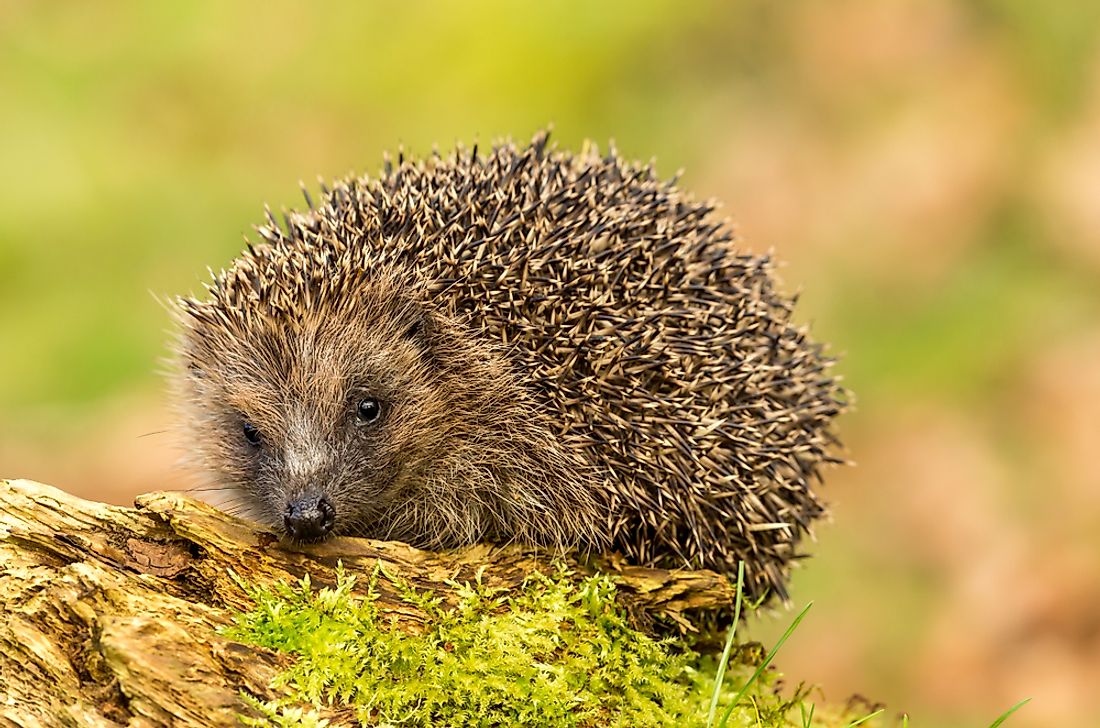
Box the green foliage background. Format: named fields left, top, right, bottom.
left=2, top=2, right=1098, bottom=726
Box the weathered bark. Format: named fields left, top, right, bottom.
left=0, top=479, right=736, bottom=727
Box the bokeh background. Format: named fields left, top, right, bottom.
left=2, top=2, right=1098, bottom=725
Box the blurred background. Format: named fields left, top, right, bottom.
left=1, top=1, right=1097, bottom=725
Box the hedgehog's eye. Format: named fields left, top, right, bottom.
left=242, top=421, right=262, bottom=446
left=356, top=398, right=381, bottom=424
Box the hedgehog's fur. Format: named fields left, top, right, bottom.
left=173, top=132, right=845, bottom=600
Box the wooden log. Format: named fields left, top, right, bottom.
left=0, top=479, right=736, bottom=727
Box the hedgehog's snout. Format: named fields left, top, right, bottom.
left=283, top=492, right=335, bottom=541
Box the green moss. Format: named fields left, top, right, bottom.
left=226, top=563, right=880, bottom=728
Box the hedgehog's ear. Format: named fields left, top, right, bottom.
left=402, top=308, right=434, bottom=347
left=404, top=316, right=423, bottom=340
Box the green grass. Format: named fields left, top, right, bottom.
left=715, top=600, right=814, bottom=727
left=987, top=699, right=1031, bottom=728
left=706, top=561, right=745, bottom=726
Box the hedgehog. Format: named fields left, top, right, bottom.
left=171, top=131, right=846, bottom=601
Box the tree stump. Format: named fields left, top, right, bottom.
left=0, top=479, right=737, bottom=727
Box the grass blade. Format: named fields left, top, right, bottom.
left=716, top=600, right=814, bottom=727
left=988, top=698, right=1031, bottom=728
left=707, top=561, right=746, bottom=727
left=844, top=708, right=884, bottom=727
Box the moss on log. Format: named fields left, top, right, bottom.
left=0, top=479, right=738, bottom=727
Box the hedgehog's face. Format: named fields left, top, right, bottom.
left=176, top=287, right=453, bottom=542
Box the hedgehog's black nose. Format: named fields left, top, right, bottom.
left=283, top=493, right=335, bottom=541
